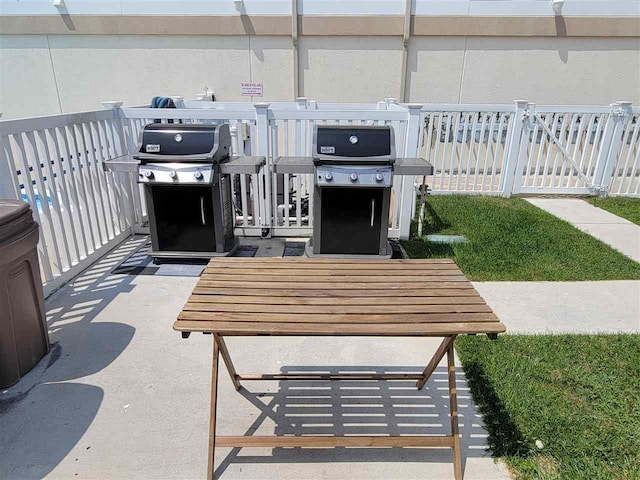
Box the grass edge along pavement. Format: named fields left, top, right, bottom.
left=402, top=196, right=640, bottom=281
left=455, top=334, right=640, bottom=480
left=586, top=196, right=640, bottom=226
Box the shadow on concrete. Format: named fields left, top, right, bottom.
left=0, top=236, right=144, bottom=478
left=0, top=383, right=103, bottom=479
left=215, top=365, right=496, bottom=478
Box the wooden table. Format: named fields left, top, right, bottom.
left=174, top=258, right=506, bottom=480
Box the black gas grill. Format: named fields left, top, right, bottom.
left=313, top=126, right=395, bottom=256
left=134, top=123, right=263, bottom=261
left=275, top=125, right=434, bottom=258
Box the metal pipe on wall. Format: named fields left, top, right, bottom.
left=292, top=0, right=300, bottom=99
left=399, top=0, right=412, bottom=102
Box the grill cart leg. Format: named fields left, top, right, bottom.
left=447, top=342, right=463, bottom=480
left=214, top=334, right=241, bottom=391
left=208, top=338, right=220, bottom=480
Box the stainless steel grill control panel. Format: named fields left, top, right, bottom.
left=138, top=163, right=216, bottom=185
left=315, top=165, right=392, bottom=187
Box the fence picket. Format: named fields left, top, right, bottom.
left=75, top=123, right=105, bottom=247
left=35, top=130, right=73, bottom=271
left=45, top=127, right=82, bottom=264
left=87, top=121, right=114, bottom=240
left=26, top=130, right=64, bottom=276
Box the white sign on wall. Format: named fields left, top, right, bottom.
left=241, top=82, right=263, bottom=97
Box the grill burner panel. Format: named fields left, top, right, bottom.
left=138, top=163, right=216, bottom=185
left=316, top=165, right=392, bottom=188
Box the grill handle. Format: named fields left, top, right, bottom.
left=134, top=152, right=215, bottom=162
left=200, top=197, right=206, bottom=225
left=370, top=199, right=375, bottom=227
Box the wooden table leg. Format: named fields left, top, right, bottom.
left=214, top=334, right=241, bottom=391
left=447, top=339, right=463, bottom=480
left=416, top=336, right=455, bottom=390
left=208, top=337, right=220, bottom=480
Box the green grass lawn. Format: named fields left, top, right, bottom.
left=586, top=197, right=640, bottom=226
left=402, top=196, right=640, bottom=281
left=456, top=335, right=640, bottom=480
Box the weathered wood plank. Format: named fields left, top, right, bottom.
left=209, top=258, right=455, bottom=264
left=199, top=273, right=468, bottom=283
left=203, top=267, right=462, bottom=276
left=191, top=287, right=479, bottom=297
left=188, top=295, right=484, bottom=305
left=216, top=435, right=454, bottom=448
left=204, top=263, right=461, bottom=271
left=173, top=320, right=507, bottom=335
left=196, top=281, right=474, bottom=290
left=236, top=373, right=424, bottom=381
left=177, top=311, right=499, bottom=324
left=183, top=302, right=493, bottom=315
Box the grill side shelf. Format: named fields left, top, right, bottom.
left=394, top=158, right=435, bottom=176
left=102, top=155, right=139, bottom=173
left=219, top=156, right=266, bottom=175
left=273, top=156, right=314, bottom=175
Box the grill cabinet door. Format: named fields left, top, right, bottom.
left=319, top=187, right=383, bottom=255
left=150, top=185, right=216, bottom=252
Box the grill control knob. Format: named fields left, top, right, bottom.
left=194, top=170, right=204, bottom=180
left=169, top=170, right=177, bottom=179
left=350, top=173, right=358, bottom=182
left=375, top=173, right=384, bottom=182
left=324, top=172, right=333, bottom=181
left=142, top=169, right=154, bottom=179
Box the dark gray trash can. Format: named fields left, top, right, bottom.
left=0, top=200, right=49, bottom=388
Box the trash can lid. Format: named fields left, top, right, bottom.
left=0, top=200, right=34, bottom=244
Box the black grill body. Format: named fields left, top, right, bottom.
left=134, top=123, right=237, bottom=259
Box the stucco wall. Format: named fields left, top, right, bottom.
left=0, top=35, right=61, bottom=118
left=1, top=33, right=639, bottom=119
left=457, top=37, right=640, bottom=104
left=299, top=37, right=403, bottom=102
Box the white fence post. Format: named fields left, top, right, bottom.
left=511, top=102, right=536, bottom=195
left=254, top=102, right=271, bottom=234
left=102, top=101, right=136, bottom=231
left=0, top=136, right=18, bottom=199
left=593, top=101, right=632, bottom=196
left=398, top=103, right=423, bottom=240
left=500, top=100, right=528, bottom=197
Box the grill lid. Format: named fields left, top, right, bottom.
left=134, top=123, right=231, bottom=163
left=313, top=125, right=395, bottom=165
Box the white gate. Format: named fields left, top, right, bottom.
left=512, top=102, right=638, bottom=195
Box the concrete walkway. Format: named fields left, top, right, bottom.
left=0, top=237, right=509, bottom=480
left=474, top=281, right=640, bottom=334
left=526, top=198, right=640, bottom=263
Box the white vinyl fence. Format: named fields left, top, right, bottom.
left=0, top=109, right=143, bottom=295
left=1, top=99, right=638, bottom=294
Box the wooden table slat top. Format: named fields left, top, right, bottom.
left=174, top=258, right=506, bottom=336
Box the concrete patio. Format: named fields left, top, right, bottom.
left=0, top=236, right=510, bottom=480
